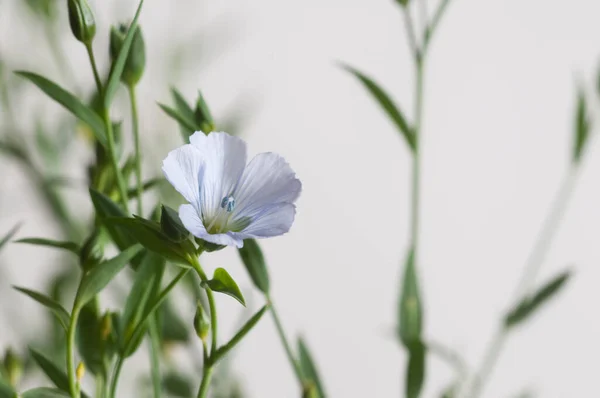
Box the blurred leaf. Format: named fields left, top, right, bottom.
left=298, top=338, right=326, bottom=398
left=104, top=0, right=146, bottom=107
left=28, top=348, right=69, bottom=394
left=120, top=252, right=165, bottom=356
left=13, top=287, right=70, bottom=332
left=162, top=372, right=193, bottom=397
left=159, top=299, right=189, bottom=344
left=89, top=189, right=136, bottom=251
left=171, top=88, right=197, bottom=140
left=573, top=91, right=590, bottom=164
left=15, top=238, right=80, bottom=254
left=15, top=71, right=107, bottom=147
left=237, top=239, right=270, bottom=294
left=76, top=302, right=104, bottom=375
left=205, top=268, right=245, bottom=306
left=398, top=247, right=422, bottom=344
left=212, top=305, right=268, bottom=363
left=127, top=178, right=164, bottom=199
left=22, top=388, right=70, bottom=398
left=76, top=245, right=143, bottom=307
left=158, top=103, right=198, bottom=133
left=340, top=64, right=415, bottom=152
left=0, top=223, right=20, bottom=252
left=406, top=341, right=426, bottom=398
left=106, top=217, right=194, bottom=266
left=0, top=378, right=16, bottom=398
left=0, top=140, right=28, bottom=163
left=504, top=270, right=572, bottom=328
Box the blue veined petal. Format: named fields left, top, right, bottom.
left=189, top=131, right=247, bottom=223
left=232, top=152, right=301, bottom=222
left=235, top=203, right=297, bottom=239
left=162, top=144, right=204, bottom=210
left=179, top=204, right=243, bottom=248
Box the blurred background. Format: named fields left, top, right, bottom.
left=1, top=0, right=600, bottom=397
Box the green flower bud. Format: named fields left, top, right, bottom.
left=79, top=230, right=104, bottom=271
left=109, top=24, right=146, bottom=87
left=194, top=91, right=215, bottom=133
left=3, top=348, right=22, bottom=387
left=67, top=0, right=96, bottom=45
left=193, top=302, right=210, bottom=342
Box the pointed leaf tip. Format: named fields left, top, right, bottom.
left=205, top=268, right=245, bottom=306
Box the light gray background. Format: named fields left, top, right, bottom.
left=1, top=0, right=600, bottom=397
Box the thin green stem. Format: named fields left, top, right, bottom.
left=84, top=43, right=103, bottom=96
left=424, top=0, right=452, bottom=51
left=67, top=304, right=82, bottom=398
left=127, top=85, right=143, bottom=216
left=267, top=295, right=305, bottom=387
left=470, top=167, right=580, bottom=398
left=95, top=373, right=106, bottom=398
left=196, top=366, right=213, bottom=398
left=102, top=106, right=130, bottom=212
left=402, top=8, right=421, bottom=61
left=108, top=356, right=124, bottom=398
left=148, top=316, right=163, bottom=398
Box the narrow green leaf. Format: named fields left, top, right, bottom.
left=15, top=238, right=80, bottom=254
left=171, top=87, right=197, bottom=140
left=504, top=270, right=572, bottom=328
left=0, top=140, right=28, bottom=163
left=0, top=378, right=16, bottom=398
left=0, top=223, right=20, bottom=252
left=89, top=189, right=135, bottom=251
left=340, top=64, right=415, bottom=152
left=213, top=305, right=268, bottom=363
left=158, top=103, right=198, bottom=133
left=298, top=338, right=326, bottom=398
left=160, top=205, right=189, bottom=242
left=106, top=217, right=193, bottom=266
left=76, top=244, right=143, bottom=307
left=13, top=286, right=70, bottom=331
left=15, top=71, right=107, bottom=147
left=573, top=91, right=590, bottom=163
left=28, top=348, right=69, bottom=392
left=104, top=0, right=146, bottom=107
left=405, top=341, right=426, bottom=398
left=205, top=268, right=245, bottom=306
left=237, top=239, right=270, bottom=294
left=398, top=247, right=422, bottom=345
left=22, top=388, right=70, bottom=398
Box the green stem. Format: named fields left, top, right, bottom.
left=267, top=295, right=305, bottom=387
left=148, top=316, right=163, bottom=398
left=108, top=356, right=124, bottom=398
left=196, top=366, right=213, bottom=398
left=424, top=0, right=453, bottom=51
left=95, top=373, right=106, bottom=398
left=470, top=168, right=579, bottom=397
left=85, top=43, right=103, bottom=96
left=127, top=85, right=143, bottom=215
left=67, top=304, right=82, bottom=398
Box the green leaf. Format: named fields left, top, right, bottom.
left=120, top=252, right=165, bottom=354
left=158, top=103, right=198, bottom=133
left=106, top=217, right=194, bottom=266
left=13, top=286, right=70, bottom=332
left=22, top=388, right=71, bottom=398
left=298, top=338, right=326, bottom=398
left=15, top=71, right=107, bottom=147
left=76, top=302, right=104, bottom=376
left=212, top=305, right=268, bottom=363
left=340, top=64, right=415, bottom=152
left=237, top=239, right=270, bottom=294
left=160, top=205, right=189, bottom=242
left=0, top=378, right=16, bottom=398
left=0, top=223, right=20, bottom=252
left=104, top=0, right=146, bottom=107
left=405, top=341, right=426, bottom=398
left=162, top=372, right=193, bottom=398
left=0, top=140, right=28, bottom=163
left=398, top=247, right=422, bottom=345
left=573, top=91, right=590, bottom=163
left=127, top=178, right=164, bottom=198
left=15, top=238, right=80, bottom=254
left=28, top=348, right=69, bottom=393
left=171, top=87, right=197, bottom=140
left=205, top=268, right=245, bottom=306
left=89, top=189, right=136, bottom=251
left=504, top=270, right=572, bottom=328
left=76, top=244, right=143, bottom=307
left=159, top=299, right=190, bottom=343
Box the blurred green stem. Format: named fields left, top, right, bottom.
left=266, top=294, right=305, bottom=388
left=470, top=167, right=579, bottom=397
left=95, top=374, right=105, bottom=398
left=108, top=357, right=124, bottom=398
left=148, top=316, right=163, bottom=398
left=85, top=43, right=103, bottom=96
left=67, top=304, right=82, bottom=398
left=127, top=85, right=143, bottom=215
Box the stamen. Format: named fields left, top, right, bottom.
left=220, top=195, right=236, bottom=212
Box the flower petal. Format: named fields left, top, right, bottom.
left=237, top=203, right=297, bottom=238
left=232, top=152, right=301, bottom=221
left=179, top=204, right=243, bottom=247
left=162, top=144, right=204, bottom=208
left=189, top=131, right=247, bottom=222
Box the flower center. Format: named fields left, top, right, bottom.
left=205, top=195, right=236, bottom=234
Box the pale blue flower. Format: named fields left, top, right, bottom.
left=162, top=131, right=301, bottom=248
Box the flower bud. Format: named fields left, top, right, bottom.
left=109, top=24, right=146, bottom=87
left=193, top=302, right=210, bottom=342
left=76, top=362, right=85, bottom=381
left=194, top=91, right=215, bottom=133
left=79, top=230, right=104, bottom=271
left=67, top=0, right=96, bottom=45
left=3, top=348, right=22, bottom=387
